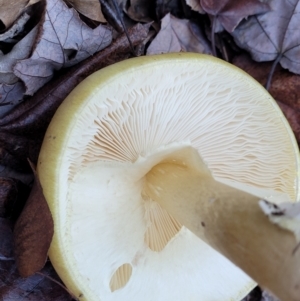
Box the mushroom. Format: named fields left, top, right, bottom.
left=37, top=53, right=300, bottom=301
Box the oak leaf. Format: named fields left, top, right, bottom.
left=147, top=13, right=212, bottom=55
left=13, top=0, right=112, bottom=96
left=200, top=0, right=270, bottom=32
left=232, top=0, right=300, bottom=74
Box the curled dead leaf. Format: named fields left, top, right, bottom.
left=13, top=161, right=54, bottom=277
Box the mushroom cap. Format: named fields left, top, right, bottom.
left=37, top=53, right=300, bottom=301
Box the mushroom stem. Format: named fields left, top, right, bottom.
left=144, top=147, right=300, bottom=301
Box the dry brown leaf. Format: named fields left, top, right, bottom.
left=13, top=0, right=112, bottom=96
left=64, top=0, right=106, bottom=22
left=147, top=13, right=212, bottom=55
left=0, top=0, right=29, bottom=29
left=13, top=162, right=54, bottom=277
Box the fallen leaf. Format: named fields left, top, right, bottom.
left=186, top=0, right=205, bottom=14
left=147, top=13, right=212, bottom=55
left=0, top=261, right=73, bottom=301
left=126, top=0, right=154, bottom=22
left=13, top=162, right=54, bottom=277
left=200, top=0, right=270, bottom=33
left=64, top=0, right=106, bottom=22
left=0, top=24, right=149, bottom=169
left=233, top=53, right=300, bottom=144
left=0, top=178, right=68, bottom=301
left=232, top=0, right=300, bottom=75
left=13, top=0, right=112, bottom=96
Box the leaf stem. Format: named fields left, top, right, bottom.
left=265, top=54, right=282, bottom=91
left=211, top=16, right=217, bottom=57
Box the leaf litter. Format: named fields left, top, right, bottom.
left=232, top=0, right=300, bottom=88
left=13, top=0, right=112, bottom=96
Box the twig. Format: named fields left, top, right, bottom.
left=110, top=0, right=136, bottom=55
left=265, top=53, right=282, bottom=91
left=211, top=16, right=217, bottom=57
